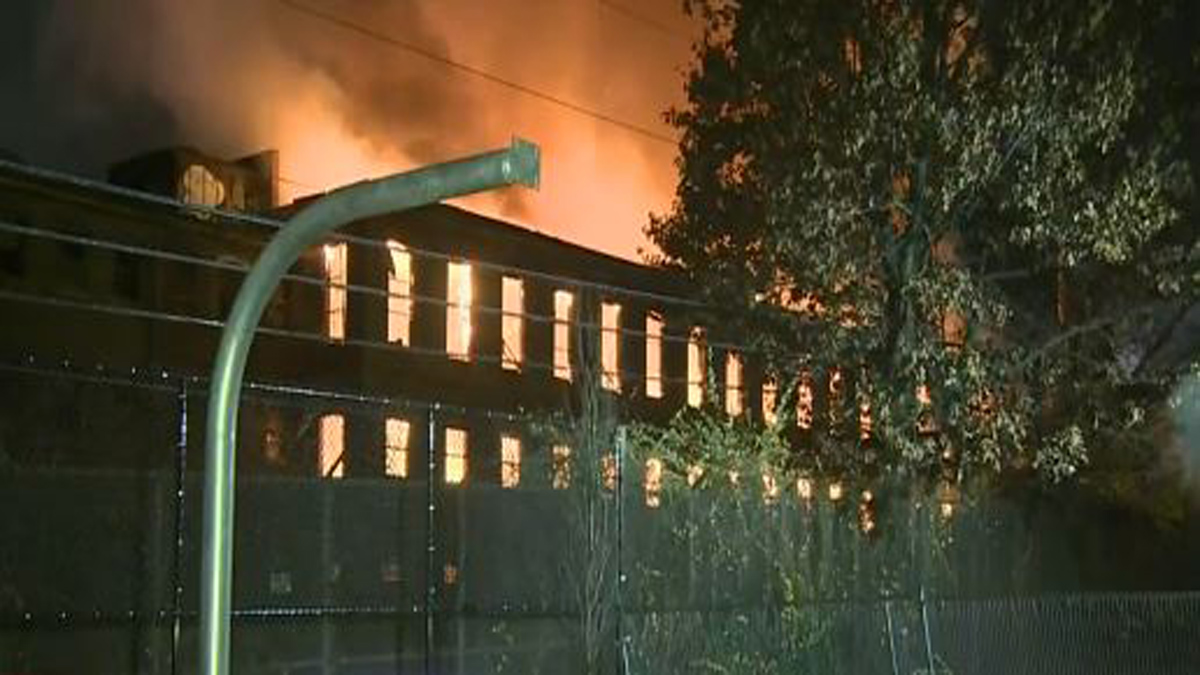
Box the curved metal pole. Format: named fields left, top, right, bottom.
left=199, top=139, right=540, bottom=675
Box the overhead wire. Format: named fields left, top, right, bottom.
left=277, top=0, right=677, bottom=146
left=0, top=157, right=709, bottom=310
left=0, top=287, right=747, bottom=389
left=0, top=217, right=788, bottom=359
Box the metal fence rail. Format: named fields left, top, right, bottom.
left=2, top=360, right=1200, bottom=674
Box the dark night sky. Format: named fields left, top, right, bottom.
left=0, top=2, right=183, bottom=173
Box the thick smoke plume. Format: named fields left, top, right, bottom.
left=1, top=0, right=694, bottom=260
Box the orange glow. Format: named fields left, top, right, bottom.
left=501, top=276, right=524, bottom=370
left=828, top=482, right=844, bottom=502
left=601, top=302, right=622, bottom=391
left=601, top=454, right=618, bottom=492
left=386, top=240, right=412, bottom=346
left=762, top=376, right=778, bottom=426
left=644, top=458, right=663, bottom=508
left=795, top=292, right=826, bottom=317
left=942, top=310, right=967, bottom=348
left=263, top=27, right=684, bottom=263
left=859, top=502, right=876, bottom=534
left=276, top=118, right=676, bottom=262
left=553, top=290, right=574, bottom=381
left=50, top=0, right=698, bottom=263
left=319, top=414, right=344, bottom=478
left=446, top=261, right=472, bottom=361
left=859, top=400, right=873, bottom=441
left=500, top=434, right=521, bottom=488
left=687, top=327, right=706, bottom=407
left=761, top=472, right=780, bottom=504
left=322, top=243, right=347, bottom=342
left=797, top=374, right=814, bottom=430
left=273, top=85, right=399, bottom=204
left=645, top=312, right=664, bottom=399
left=725, top=352, right=744, bottom=417
left=445, top=427, right=468, bottom=485
left=385, top=418, right=410, bottom=478
left=796, top=477, right=814, bottom=501
left=552, top=444, right=572, bottom=489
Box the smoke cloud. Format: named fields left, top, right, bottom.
left=0, top=0, right=696, bottom=260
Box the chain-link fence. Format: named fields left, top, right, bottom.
left=2, top=361, right=1200, bottom=674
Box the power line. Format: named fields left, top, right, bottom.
left=0, top=288, right=756, bottom=389
left=0, top=217, right=774, bottom=354
left=598, top=0, right=694, bottom=44
left=0, top=157, right=706, bottom=310
left=278, top=0, right=677, bottom=146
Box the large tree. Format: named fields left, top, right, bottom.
left=649, top=0, right=1199, bottom=484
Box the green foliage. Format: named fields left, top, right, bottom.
left=650, top=0, right=1199, bottom=483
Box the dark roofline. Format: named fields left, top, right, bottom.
left=0, top=156, right=699, bottom=308
left=0, top=156, right=281, bottom=230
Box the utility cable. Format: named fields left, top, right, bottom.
left=278, top=0, right=677, bottom=146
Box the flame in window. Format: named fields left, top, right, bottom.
left=762, top=376, right=778, bottom=426
left=323, top=243, right=347, bottom=342
left=500, top=434, right=521, bottom=488
left=859, top=400, right=873, bottom=441
left=644, top=458, right=663, bottom=508
left=501, top=276, right=524, bottom=370
left=796, top=476, right=814, bottom=501
left=444, top=427, right=468, bottom=485
left=645, top=312, right=664, bottom=399
left=601, top=302, right=621, bottom=391
left=687, top=327, right=706, bottom=407
left=385, top=418, right=410, bottom=478
left=446, top=261, right=472, bottom=361
left=554, top=290, right=574, bottom=381
left=859, top=490, right=876, bottom=534
left=797, top=373, right=814, bottom=430
left=386, top=240, right=412, bottom=345
left=552, top=444, right=572, bottom=490
left=319, top=414, right=344, bottom=478
left=828, top=482, right=844, bottom=502
left=725, top=352, right=744, bottom=417
left=761, top=472, right=780, bottom=504
left=601, top=454, right=618, bottom=492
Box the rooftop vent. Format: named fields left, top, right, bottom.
left=108, top=146, right=279, bottom=213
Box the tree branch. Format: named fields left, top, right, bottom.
left=1021, top=301, right=1174, bottom=367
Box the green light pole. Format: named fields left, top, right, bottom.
left=199, top=139, right=540, bottom=675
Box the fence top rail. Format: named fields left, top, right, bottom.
left=0, top=357, right=533, bottom=422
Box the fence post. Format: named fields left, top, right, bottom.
left=321, top=453, right=336, bottom=675
left=198, top=139, right=539, bottom=675
left=614, top=426, right=628, bottom=675
left=425, top=404, right=439, bottom=675
left=884, top=600, right=900, bottom=675
left=170, top=378, right=189, bottom=675
left=920, top=586, right=936, bottom=675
